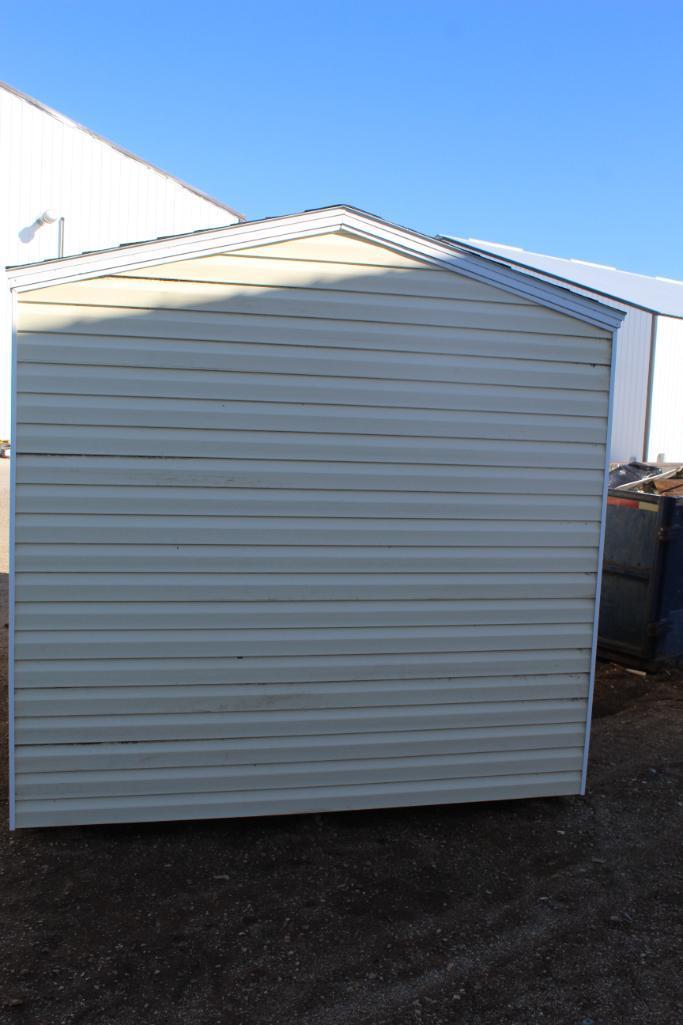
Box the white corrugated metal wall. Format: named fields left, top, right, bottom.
left=609, top=306, right=654, bottom=462
left=0, top=85, right=240, bottom=266
left=11, top=229, right=614, bottom=828
left=646, top=315, right=683, bottom=461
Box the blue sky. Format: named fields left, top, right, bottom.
left=3, top=1, right=683, bottom=277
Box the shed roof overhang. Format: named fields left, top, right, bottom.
left=6, top=205, right=625, bottom=332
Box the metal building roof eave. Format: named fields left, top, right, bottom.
left=6, top=205, right=624, bottom=331
left=439, top=234, right=683, bottom=321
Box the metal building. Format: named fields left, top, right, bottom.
left=7, top=206, right=623, bottom=828
left=441, top=236, right=683, bottom=463
left=0, top=80, right=242, bottom=437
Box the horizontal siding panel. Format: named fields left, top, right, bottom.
left=15, top=723, right=586, bottom=772
left=122, top=254, right=535, bottom=301
left=15, top=597, right=594, bottom=631
left=15, top=485, right=604, bottom=522
left=21, top=277, right=603, bottom=335
left=16, top=393, right=608, bottom=446
left=17, top=363, right=609, bottom=417
left=14, top=772, right=582, bottom=828
left=14, top=623, right=593, bottom=660
left=16, top=748, right=584, bottom=801
left=15, top=571, right=597, bottom=603
left=14, top=650, right=593, bottom=689
left=15, top=698, right=586, bottom=744
left=15, top=426, right=606, bottom=469
left=15, top=455, right=606, bottom=495
left=16, top=675, right=589, bottom=716
left=19, top=305, right=611, bottom=363
left=223, top=234, right=440, bottom=267
left=15, top=514, right=601, bottom=547
left=16, top=334, right=610, bottom=391
left=14, top=543, right=600, bottom=574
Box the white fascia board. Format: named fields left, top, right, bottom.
left=6, top=208, right=348, bottom=290
left=7, top=205, right=624, bottom=330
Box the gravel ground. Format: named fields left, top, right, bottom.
left=0, top=475, right=681, bottom=1023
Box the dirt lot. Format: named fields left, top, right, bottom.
left=1, top=553, right=682, bottom=1023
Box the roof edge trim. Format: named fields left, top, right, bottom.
left=7, top=205, right=624, bottom=331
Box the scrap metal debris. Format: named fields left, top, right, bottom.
left=609, top=460, right=683, bottom=494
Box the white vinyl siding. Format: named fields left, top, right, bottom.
left=11, top=231, right=612, bottom=827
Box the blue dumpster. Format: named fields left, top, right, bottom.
left=598, top=488, right=683, bottom=664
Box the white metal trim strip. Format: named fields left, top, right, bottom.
left=8, top=292, right=17, bottom=830
left=580, top=324, right=619, bottom=794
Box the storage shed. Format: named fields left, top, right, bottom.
left=7, top=206, right=624, bottom=829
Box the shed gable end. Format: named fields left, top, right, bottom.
left=11, top=223, right=614, bottom=827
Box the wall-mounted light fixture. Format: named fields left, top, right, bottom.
left=36, top=209, right=59, bottom=227
left=19, top=209, right=65, bottom=256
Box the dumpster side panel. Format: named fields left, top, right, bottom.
left=599, top=491, right=683, bottom=663
left=599, top=495, right=662, bottom=661
left=655, top=497, right=683, bottom=660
